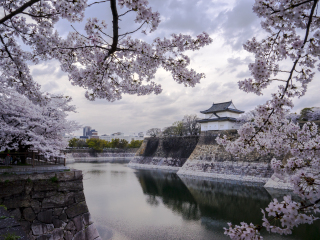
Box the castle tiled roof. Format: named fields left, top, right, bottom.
left=200, top=101, right=244, bottom=114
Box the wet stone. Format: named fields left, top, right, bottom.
left=53, top=208, right=63, bottom=216
left=65, top=202, right=88, bottom=218
left=72, top=215, right=84, bottom=231
left=9, top=208, right=21, bottom=220
left=37, top=210, right=52, bottom=224
left=65, top=221, right=76, bottom=231
left=23, top=207, right=36, bottom=222
left=59, top=213, right=67, bottom=221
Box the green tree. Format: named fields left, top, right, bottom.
left=110, top=139, right=120, bottom=148
left=118, top=139, right=128, bottom=149
left=86, top=139, right=106, bottom=152
left=68, top=138, right=79, bottom=148
left=128, top=140, right=143, bottom=148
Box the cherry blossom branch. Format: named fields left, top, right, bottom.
left=0, top=0, right=41, bottom=24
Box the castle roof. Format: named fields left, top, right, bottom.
left=200, top=101, right=244, bottom=114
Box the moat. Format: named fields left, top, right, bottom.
left=67, top=161, right=320, bottom=240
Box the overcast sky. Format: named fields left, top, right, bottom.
left=32, top=0, right=320, bottom=136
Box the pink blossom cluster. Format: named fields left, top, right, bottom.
left=55, top=30, right=211, bottom=101
left=218, top=1, right=320, bottom=239
left=0, top=83, right=79, bottom=157
left=0, top=0, right=211, bottom=103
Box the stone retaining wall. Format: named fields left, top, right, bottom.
left=66, top=149, right=137, bottom=163
left=128, top=136, right=199, bottom=170
left=177, top=130, right=275, bottom=184
left=0, top=170, right=101, bottom=240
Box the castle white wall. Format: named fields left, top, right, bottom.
left=200, top=121, right=238, bottom=131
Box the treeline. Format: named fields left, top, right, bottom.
left=147, top=114, right=201, bottom=137
left=68, top=138, right=143, bottom=152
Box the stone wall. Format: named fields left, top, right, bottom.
left=128, top=136, right=199, bottom=171
left=177, top=130, right=275, bottom=183
left=65, top=149, right=138, bottom=163
left=0, top=170, right=101, bottom=240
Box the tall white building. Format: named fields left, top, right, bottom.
left=198, top=101, right=244, bottom=131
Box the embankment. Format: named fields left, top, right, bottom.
left=128, top=136, right=199, bottom=171
left=0, top=170, right=101, bottom=240
left=65, top=148, right=137, bottom=163
left=177, top=130, right=274, bottom=184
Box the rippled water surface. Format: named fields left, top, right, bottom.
left=67, top=162, right=320, bottom=240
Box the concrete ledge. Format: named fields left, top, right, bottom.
left=177, top=169, right=269, bottom=184
left=128, top=163, right=179, bottom=172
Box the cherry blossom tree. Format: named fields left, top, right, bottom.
left=217, top=0, right=320, bottom=239
left=0, top=83, right=79, bottom=158
left=0, top=0, right=212, bottom=103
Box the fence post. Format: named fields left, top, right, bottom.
left=32, top=151, right=35, bottom=168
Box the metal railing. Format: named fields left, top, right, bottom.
left=0, top=151, right=66, bottom=167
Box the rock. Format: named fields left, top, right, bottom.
left=85, top=224, right=100, bottom=240
left=42, top=192, right=73, bottom=208
left=52, top=228, right=64, bottom=240
left=58, top=180, right=83, bottom=192
left=37, top=210, right=53, bottom=224
left=64, top=231, right=73, bottom=240
left=35, top=235, right=51, bottom=240
left=33, top=180, right=58, bottom=192
left=32, top=191, right=45, bottom=199
left=3, top=195, right=31, bottom=208
left=74, top=192, right=85, bottom=203
left=53, top=208, right=63, bottom=216
left=23, top=207, right=36, bottom=221
left=56, top=171, right=75, bottom=181
left=53, top=218, right=63, bottom=228
left=45, top=191, right=58, bottom=197
left=9, top=208, right=21, bottom=220
left=19, top=220, right=31, bottom=233
left=83, top=213, right=93, bottom=226
left=65, top=221, right=76, bottom=231
left=0, top=182, right=25, bottom=198
left=73, top=230, right=85, bottom=240
left=31, top=200, right=41, bottom=213
left=61, top=221, right=67, bottom=229
left=25, top=182, right=33, bottom=194
left=72, top=215, right=84, bottom=231
left=74, top=170, right=83, bottom=180
left=59, top=213, right=67, bottom=221
left=65, top=202, right=88, bottom=218
left=44, top=223, right=54, bottom=233
left=31, top=223, right=44, bottom=236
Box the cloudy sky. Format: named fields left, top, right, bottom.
left=31, top=0, right=320, bottom=137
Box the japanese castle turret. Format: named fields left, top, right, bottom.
left=198, top=101, right=244, bottom=131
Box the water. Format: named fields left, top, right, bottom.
left=67, top=162, right=320, bottom=240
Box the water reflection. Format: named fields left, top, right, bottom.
left=69, top=162, right=320, bottom=240
left=135, top=170, right=320, bottom=240
left=135, top=171, right=200, bottom=220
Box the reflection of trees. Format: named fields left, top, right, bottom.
left=181, top=177, right=272, bottom=225
left=135, top=170, right=200, bottom=220
left=134, top=171, right=320, bottom=239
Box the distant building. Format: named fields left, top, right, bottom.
left=100, top=132, right=144, bottom=142
left=83, top=126, right=91, bottom=137
left=198, top=101, right=244, bottom=131
left=90, top=129, right=99, bottom=139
